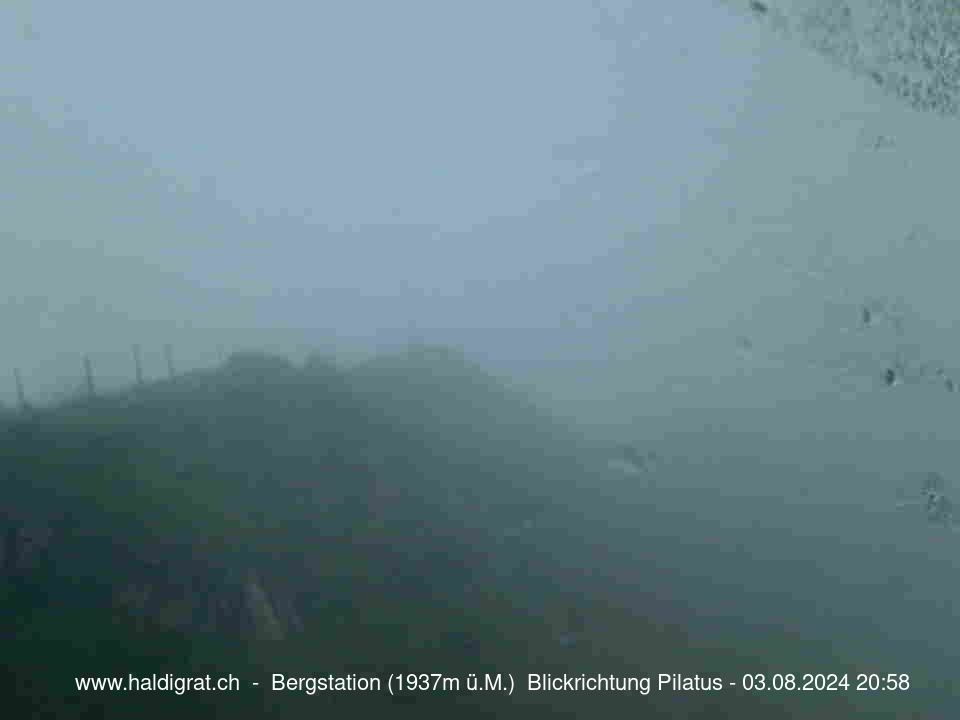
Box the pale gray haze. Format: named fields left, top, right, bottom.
left=5, top=1, right=960, bottom=714
left=5, top=0, right=955, bottom=418
left=4, top=0, right=959, bottom=440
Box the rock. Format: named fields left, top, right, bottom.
left=243, top=570, right=286, bottom=641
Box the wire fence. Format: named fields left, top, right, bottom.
left=2, top=332, right=399, bottom=415
left=6, top=343, right=186, bottom=414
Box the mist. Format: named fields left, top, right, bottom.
left=4, top=2, right=957, bottom=418
left=4, top=0, right=960, bottom=716
left=0, top=2, right=784, bottom=406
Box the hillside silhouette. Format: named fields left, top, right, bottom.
left=1, top=346, right=876, bottom=717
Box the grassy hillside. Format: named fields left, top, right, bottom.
left=0, top=347, right=913, bottom=717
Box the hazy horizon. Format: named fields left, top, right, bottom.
left=4, top=1, right=959, bottom=429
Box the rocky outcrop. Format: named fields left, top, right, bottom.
left=242, top=570, right=286, bottom=641
left=106, top=568, right=303, bottom=640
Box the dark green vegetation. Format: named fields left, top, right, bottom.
left=0, top=347, right=935, bottom=717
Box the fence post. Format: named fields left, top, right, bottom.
left=14, top=368, right=26, bottom=411
left=133, top=344, right=144, bottom=386
left=164, top=343, right=175, bottom=379
left=84, top=355, right=95, bottom=398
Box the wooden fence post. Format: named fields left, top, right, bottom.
left=164, top=344, right=175, bottom=379
left=133, top=344, right=144, bottom=386
left=14, top=368, right=26, bottom=411
left=84, top=355, right=95, bottom=398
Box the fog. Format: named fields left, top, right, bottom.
left=5, top=0, right=960, bottom=715
left=0, top=2, right=838, bottom=405
left=5, top=0, right=960, bottom=484
left=5, top=1, right=957, bottom=425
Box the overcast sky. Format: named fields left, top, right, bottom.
left=3, top=1, right=959, bottom=426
